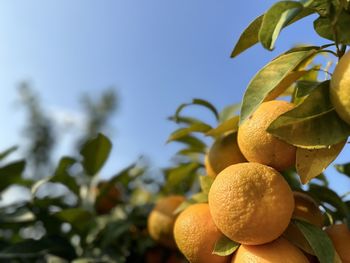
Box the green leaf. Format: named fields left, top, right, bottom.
left=0, top=146, right=18, bottom=161
left=0, top=236, right=76, bottom=261
left=206, top=116, right=239, bottom=137
left=293, top=80, right=320, bottom=104
left=309, top=0, right=332, bottom=17
left=294, top=219, right=335, bottom=263
left=335, top=162, right=350, bottom=178
left=268, top=81, right=350, bottom=148
left=54, top=208, right=94, bottom=234
left=259, top=1, right=303, bottom=50
left=0, top=160, right=31, bottom=192
left=199, top=176, right=214, bottom=194
left=167, top=122, right=212, bottom=142
left=173, top=98, right=219, bottom=122
left=240, top=49, right=316, bottom=124
left=212, top=235, right=239, bottom=256
left=231, top=15, right=264, bottom=58
left=314, top=11, right=350, bottom=44
left=165, top=162, right=200, bottom=187
left=80, top=133, right=112, bottom=176
left=231, top=5, right=314, bottom=57
left=50, top=157, right=79, bottom=196
left=296, top=141, right=346, bottom=184
left=308, top=184, right=350, bottom=225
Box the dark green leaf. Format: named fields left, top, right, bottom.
left=308, top=184, right=350, bottom=225
left=0, top=236, right=76, bottom=261
left=80, top=133, right=112, bottom=176
left=314, top=11, right=350, bottom=44
left=167, top=122, right=212, bottom=142
left=0, top=146, right=18, bottom=161
left=231, top=15, right=264, bottom=58
left=50, top=157, right=79, bottom=195
left=173, top=135, right=206, bottom=152
left=268, top=81, right=350, bottom=148
left=293, top=80, right=320, bottom=104
left=259, top=1, right=303, bottom=50
left=309, top=0, right=332, bottom=16
left=212, top=235, right=239, bottom=256
left=294, top=219, right=335, bottom=263
left=0, top=160, right=31, bottom=191
left=54, top=208, right=94, bottom=234
left=240, top=49, right=316, bottom=124
left=164, top=163, right=200, bottom=194
left=335, top=162, right=350, bottom=178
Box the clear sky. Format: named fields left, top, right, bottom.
left=0, top=1, right=349, bottom=194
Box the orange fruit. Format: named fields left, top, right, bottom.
left=173, top=203, right=230, bottom=263
left=325, top=223, right=350, bottom=263
left=94, top=181, right=122, bottom=215
left=205, top=132, right=246, bottom=178
left=237, top=100, right=296, bottom=171
left=330, top=50, right=350, bottom=125
left=208, top=162, right=294, bottom=245
left=147, top=195, right=185, bottom=249
left=231, top=237, right=309, bottom=263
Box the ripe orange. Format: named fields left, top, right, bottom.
left=330, top=50, right=350, bottom=125
left=94, top=181, right=122, bottom=215
left=205, top=132, right=246, bottom=178
left=231, top=237, right=309, bottom=263
left=147, top=195, right=185, bottom=249
left=237, top=100, right=296, bottom=171
left=325, top=223, right=350, bottom=263
left=173, top=203, right=230, bottom=263
left=208, top=162, right=294, bottom=245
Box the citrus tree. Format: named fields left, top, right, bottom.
left=148, top=1, right=350, bottom=262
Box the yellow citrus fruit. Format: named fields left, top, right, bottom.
left=173, top=203, right=230, bottom=263
left=237, top=100, right=296, bottom=171
left=292, top=191, right=324, bottom=227
left=94, top=181, right=122, bottom=215
left=325, top=223, right=350, bottom=263
left=208, top=162, right=294, bottom=245
left=147, top=195, right=185, bottom=249
left=231, top=237, right=309, bottom=263
left=205, top=132, right=246, bottom=178
left=330, top=50, right=350, bottom=125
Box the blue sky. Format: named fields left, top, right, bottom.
left=0, top=1, right=349, bottom=194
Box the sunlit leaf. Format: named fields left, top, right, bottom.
left=296, top=141, right=346, bottom=184
left=259, top=1, right=303, bottom=50
left=268, top=81, right=350, bottom=148
left=212, top=235, right=239, bottom=256
left=206, top=116, right=239, bottom=137
left=240, top=49, right=316, bottom=124
left=294, top=219, right=335, bottom=263
left=80, top=133, right=112, bottom=176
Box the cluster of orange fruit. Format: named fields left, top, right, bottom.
left=147, top=99, right=350, bottom=263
